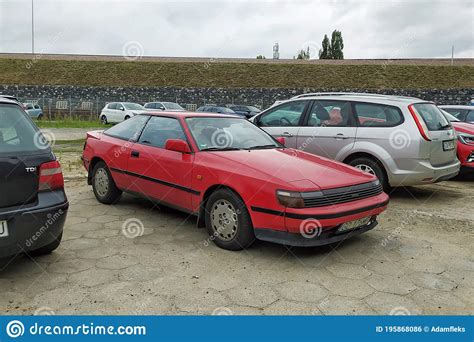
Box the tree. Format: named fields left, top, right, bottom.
left=296, top=47, right=310, bottom=60
left=256, top=55, right=266, bottom=59
left=330, top=30, right=344, bottom=59
left=318, top=34, right=331, bottom=59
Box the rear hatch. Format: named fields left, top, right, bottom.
left=0, top=103, right=54, bottom=209
left=410, top=103, right=457, bottom=167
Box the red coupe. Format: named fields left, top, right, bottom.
left=82, top=112, right=389, bottom=250
left=442, top=110, right=474, bottom=172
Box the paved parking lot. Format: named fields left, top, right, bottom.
left=1, top=172, right=473, bottom=315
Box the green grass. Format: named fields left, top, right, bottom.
left=34, top=119, right=102, bottom=129
left=1, top=58, right=472, bottom=89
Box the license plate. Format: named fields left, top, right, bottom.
left=443, top=140, right=455, bottom=151
left=337, top=216, right=371, bottom=233
left=0, top=220, right=8, bottom=238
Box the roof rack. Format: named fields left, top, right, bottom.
left=291, top=92, right=419, bottom=100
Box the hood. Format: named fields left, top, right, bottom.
left=204, top=148, right=376, bottom=191
left=452, top=122, right=474, bottom=135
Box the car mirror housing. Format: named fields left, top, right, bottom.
left=276, top=137, right=286, bottom=146
left=165, top=139, right=191, bottom=153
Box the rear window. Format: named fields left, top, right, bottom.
left=354, top=103, right=403, bottom=127
left=412, top=103, right=450, bottom=131
left=0, top=104, right=45, bottom=153
left=104, top=114, right=149, bottom=141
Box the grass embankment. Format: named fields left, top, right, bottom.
left=1, top=58, right=472, bottom=89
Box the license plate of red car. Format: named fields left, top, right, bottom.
left=337, top=216, right=371, bottom=233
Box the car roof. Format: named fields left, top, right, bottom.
left=439, top=105, right=473, bottom=109
left=284, top=92, right=427, bottom=105
left=139, top=111, right=240, bottom=119
left=0, top=97, right=20, bottom=105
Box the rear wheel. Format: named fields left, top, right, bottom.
left=348, top=157, right=390, bottom=192
left=100, top=115, right=108, bottom=124
left=205, top=189, right=255, bottom=250
left=30, top=233, right=62, bottom=256
left=91, top=161, right=122, bottom=204
left=37, top=114, right=43, bottom=120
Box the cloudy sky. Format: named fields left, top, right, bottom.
left=0, top=0, right=473, bottom=59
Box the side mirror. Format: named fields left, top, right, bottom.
left=159, top=107, right=165, bottom=111
left=276, top=137, right=286, bottom=146
left=120, top=107, right=125, bottom=111
left=165, top=139, right=191, bottom=153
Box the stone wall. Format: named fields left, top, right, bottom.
left=0, top=85, right=472, bottom=116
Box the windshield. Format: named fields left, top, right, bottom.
left=186, top=117, right=280, bottom=151
left=163, top=102, right=184, bottom=110
left=412, top=103, right=450, bottom=130
left=219, top=107, right=235, bottom=114
left=440, top=109, right=460, bottom=122
left=123, top=103, right=144, bottom=110
left=247, top=106, right=261, bottom=112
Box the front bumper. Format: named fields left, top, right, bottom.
left=0, top=191, right=68, bottom=258
left=255, top=219, right=378, bottom=247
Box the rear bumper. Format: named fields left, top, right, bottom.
left=388, top=159, right=460, bottom=186
left=0, top=191, right=68, bottom=258
left=255, top=219, right=378, bottom=247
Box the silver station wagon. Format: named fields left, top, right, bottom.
left=251, top=93, right=460, bottom=191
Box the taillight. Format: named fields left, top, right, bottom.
left=408, top=104, right=431, bottom=141
left=39, top=160, right=64, bottom=191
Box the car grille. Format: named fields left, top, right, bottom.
left=302, top=181, right=383, bottom=208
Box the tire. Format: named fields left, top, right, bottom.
left=30, top=233, right=62, bottom=256
left=204, top=189, right=255, bottom=251
left=91, top=161, right=122, bottom=204
left=348, top=157, right=390, bottom=193
left=100, top=115, right=108, bottom=124
left=37, top=114, right=43, bottom=120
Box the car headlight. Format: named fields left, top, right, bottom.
left=276, top=190, right=305, bottom=208
left=458, top=134, right=474, bottom=145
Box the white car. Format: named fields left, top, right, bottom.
left=99, top=102, right=145, bottom=124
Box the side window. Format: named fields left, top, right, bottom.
left=354, top=103, right=403, bottom=127
left=306, top=100, right=355, bottom=127
left=444, top=109, right=467, bottom=120
left=138, top=116, right=186, bottom=148
left=466, top=110, right=474, bottom=123
left=34, top=105, right=40, bottom=109
left=108, top=103, right=117, bottom=110
left=104, top=115, right=149, bottom=141
left=259, top=101, right=307, bottom=127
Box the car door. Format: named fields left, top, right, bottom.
left=126, top=116, right=194, bottom=211
left=254, top=100, right=309, bottom=148
left=295, top=100, right=357, bottom=159
left=106, top=103, right=117, bottom=122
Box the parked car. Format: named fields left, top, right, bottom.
left=439, top=105, right=474, bottom=124
left=99, top=102, right=145, bottom=124
left=229, top=105, right=261, bottom=118
left=441, top=110, right=474, bottom=172
left=0, top=97, right=68, bottom=258
left=144, top=101, right=185, bottom=111
left=24, top=103, right=43, bottom=119
left=82, top=112, right=388, bottom=250
left=0, top=94, right=26, bottom=109
left=250, top=93, right=460, bottom=191
left=196, top=106, right=238, bottom=115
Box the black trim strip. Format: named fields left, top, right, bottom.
left=110, top=167, right=200, bottom=195
left=251, top=199, right=389, bottom=220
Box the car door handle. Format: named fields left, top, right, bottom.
left=334, top=133, right=350, bottom=140
left=131, top=150, right=140, bottom=158
left=281, top=132, right=293, bottom=137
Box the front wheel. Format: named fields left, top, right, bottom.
left=100, top=115, right=108, bottom=124
left=205, top=189, right=255, bottom=250
left=91, top=161, right=122, bottom=204
left=348, top=157, right=390, bottom=192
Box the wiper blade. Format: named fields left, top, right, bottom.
left=439, top=124, right=452, bottom=129
left=201, top=147, right=243, bottom=151
left=247, top=144, right=278, bottom=150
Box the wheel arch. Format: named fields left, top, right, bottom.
left=343, top=152, right=390, bottom=184
left=87, top=156, right=105, bottom=185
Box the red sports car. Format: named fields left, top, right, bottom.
left=82, top=112, right=389, bottom=250
left=442, top=110, right=474, bottom=172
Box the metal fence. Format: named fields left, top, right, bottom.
left=18, top=96, right=266, bottom=120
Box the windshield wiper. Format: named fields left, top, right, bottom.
left=201, top=147, right=243, bottom=151
left=247, top=144, right=278, bottom=150
left=439, top=123, right=452, bottom=130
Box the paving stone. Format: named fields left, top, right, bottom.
left=408, top=272, right=457, bottom=291
left=96, top=255, right=140, bottom=270
left=68, top=268, right=119, bottom=287
left=274, top=281, right=328, bottom=303
left=326, top=263, right=372, bottom=279
left=263, top=299, right=320, bottom=315
left=318, top=296, right=376, bottom=315
left=225, top=285, right=279, bottom=308
left=410, top=289, right=467, bottom=314
left=365, top=292, right=422, bottom=315
left=366, top=274, right=417, bottom=295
